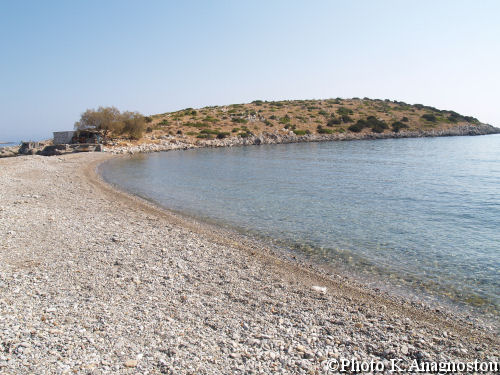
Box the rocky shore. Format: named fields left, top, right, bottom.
left=2, top=124, right=498, bottom=158
left=0, top=154, right=498, bottom=374
left=107, top=123, right=500, bottom=154
left=0, top=145, right=19, bottom=158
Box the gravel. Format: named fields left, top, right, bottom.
left=0, top=153, right=498, bottom=374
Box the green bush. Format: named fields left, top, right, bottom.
left=348, top=123, right=364, bottom=132
left=279, top=115, right=291, bottom=124
left=371, top=123, right=386, bottom=133
left=317, top=125, right=333, bottom=134
left=185, top=122, right=210, bottom=128
left=231, top=117, right=248, bottom=124
left=203, top=116, right=218, bottom=123
left=293, top=129, right=307, bottom=135
left=421, top=113, right=437, bottom=122
left=401, top=116, right=409, bottom=122
left=445, top=111, right=478, bottom=124
left=464, top=115, right=479, bottom=124
left=348, top=117, right=387, bottom=133
left=365, top=116, right=388, bottom=133
left=336, top=107, right=354, bottom=116
left=391, top=121, right=409, bottom=133
left=341, top=114, right=353, bottom=123
left=217, top=132, right=230, bottom=139
left=327, top=117, right=341, bottom=126
left=200, top=129, right=219, bottom=135
left=447, top=112, right=459, bottom=123
left=231, top=127, right=240, bottom=133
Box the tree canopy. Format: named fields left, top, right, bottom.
left=74, top=106, right=146, bottom=139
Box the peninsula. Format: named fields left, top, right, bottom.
left=110, top=98, right=500, bottom=154
left=2, top=98, right=499, bottom=158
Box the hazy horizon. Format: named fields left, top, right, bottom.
left=1, top=0, right=499, bottom=142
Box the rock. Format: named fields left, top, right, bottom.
left=124, top=360, right=138, bottom=368
left=296, top=345, right=306, bottom=352
left=303, top=351, right=314, bottom=359
left=311, top=285, right=327, bottom=294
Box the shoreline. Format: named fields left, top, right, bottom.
left=1, top=124, right=498, bottom=158
left=107, top=123, right=500, bottom=154
left=90, top=155, right=500, bottom=334
left=99, top=152, right=499, bottom=326
left=0, top=153, right=498, bottom=373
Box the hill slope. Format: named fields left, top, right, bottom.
left=141, top=98, right=497, bottom=145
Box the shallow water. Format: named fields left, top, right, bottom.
left=101, top=135, right=500, bottom=315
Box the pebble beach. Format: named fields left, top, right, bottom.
left=0, top=153, right=498, bottom=374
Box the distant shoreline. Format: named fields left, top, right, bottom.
left=107, top=123, right=500, bottom=154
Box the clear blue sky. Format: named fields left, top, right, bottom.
left=1, top=0, right=499, bottom=142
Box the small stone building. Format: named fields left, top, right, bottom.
left=53, top=130, right=102, bottom=145
left=53, top=131, right=76, bottom=145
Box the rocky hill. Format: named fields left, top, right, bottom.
left=142, top=98, right=498, bottom=144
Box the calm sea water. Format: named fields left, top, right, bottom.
left=101, top=135, right=500, bottom=315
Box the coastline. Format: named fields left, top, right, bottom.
left=0, top=153, right=498, bottom=373
left=107, top=123, right=500, bottom=154
left=99, top=150, right=500, bottom=323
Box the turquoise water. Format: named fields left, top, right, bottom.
left=101, top=135, right=500, bottom=315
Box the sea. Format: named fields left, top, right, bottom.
left=100, top=134, right=500, bottom=319
left=0, top=142, right=16, bottom=148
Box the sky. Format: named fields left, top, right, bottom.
left=1, top=0, right=499, bottom=142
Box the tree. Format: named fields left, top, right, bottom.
left=121, top=111, right=146, bottom=140
left=74, top=106, right=123, bottom=136
left=75, top=106, right=147, bottom=139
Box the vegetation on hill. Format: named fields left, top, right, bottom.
left=75, top=99, right=486, bottom=143
left=142, top=98, right=483, bottom=142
